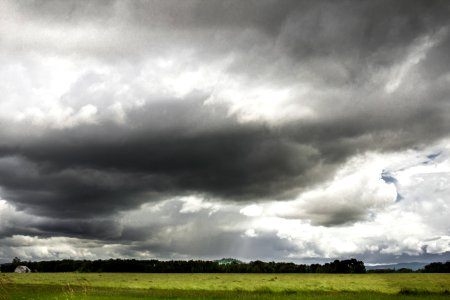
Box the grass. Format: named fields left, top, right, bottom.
left=1, top=274, right=11, bottom=300
left=1, top=273, right=450, bottom=299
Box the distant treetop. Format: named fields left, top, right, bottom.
left=215, top=258, right=243, bottom=265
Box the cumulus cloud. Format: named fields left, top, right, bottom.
left=271, top=153, right=398, bottom=226
left=244, top=144, right=450, bottom=261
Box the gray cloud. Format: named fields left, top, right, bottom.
left=0, top=79, right=449, bottom=227
left=0, top=0, right=449, bottom=263
left=120, top=209, right=298, bottom=261
left=0, top=95, right=326, bottom=218
left=2, top=92, right=446, bottom=221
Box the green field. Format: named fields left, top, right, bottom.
left=1, top=273, right=450, bottom=299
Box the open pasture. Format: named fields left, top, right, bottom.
left=1, top=273, right=450, bottom=299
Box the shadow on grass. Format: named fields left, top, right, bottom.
left=398, top=287, right=450, bottom=296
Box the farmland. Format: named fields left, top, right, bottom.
left=1, top=273, right=450, bottom=299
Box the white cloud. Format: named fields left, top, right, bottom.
left=270, top=152, right=398, bottom=225
left=240, top=204, right=264, bottom=217
left=178, top=195, right=221, bottom=214
left=244, top=228, right=258, bottom=238
left=237, top=143, right=450, bottom=259
left=384, top=29, right=447, bottom=94
left=384, top=35, right=437, bottom=93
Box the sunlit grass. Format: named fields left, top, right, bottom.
left=1, top=275, right=9, bottom=300
left=2, top=273, right=450, bottom=299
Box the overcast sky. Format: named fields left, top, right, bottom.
left=0, top=0, right=449, bottom=265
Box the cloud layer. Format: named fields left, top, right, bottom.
left=0, top=0, right=449, bottom=264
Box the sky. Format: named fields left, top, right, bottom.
left=0, top=0, right=449, bottom=265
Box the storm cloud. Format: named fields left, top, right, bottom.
left=0, top=0, right=449, bottom=264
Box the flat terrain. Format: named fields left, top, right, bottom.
left=1, top=273, right=450, bottom=299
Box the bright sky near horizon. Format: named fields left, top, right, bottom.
left=0, top=0, right=449, bottom=265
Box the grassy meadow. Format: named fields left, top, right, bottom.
left=1, top=273, right=450, bottom=299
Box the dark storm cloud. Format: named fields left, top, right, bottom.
left=0, top=217, right=39, bottom=239
left=0, top=97, right=326, bottom=218
left=0, top=213, right=121, bottom=240
left=1, top=90, right=448, bottom=221
left=9, top=1, right=449, bottom=69
left=13, top=0, right=297, bottom=31
left=0, top=155, right=153, bottom=218
left=0, top=0, right=450, bottom=262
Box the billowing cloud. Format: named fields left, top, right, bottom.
left=271, top=153, right=398, bottom=226
left=0, top=0, right=449, bottom=264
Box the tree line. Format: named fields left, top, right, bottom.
left=3, top=257, right=448, bottom=273
left=422, top=261, right=450, bottom=273
left=366, top=261, right=450, bottom=273
left=1, top=258, right=365, bottom=273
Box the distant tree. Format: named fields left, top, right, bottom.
left=396, top=268, right=413, bottom=273
left=422, top=261, right=450, bottom=273
left=12, top=257, right=21, bottom=265
left=367, top=269, right=395, bottom=273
